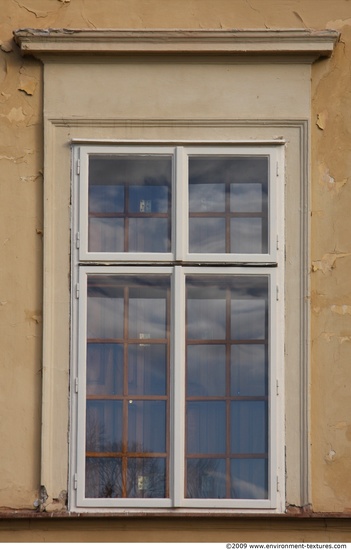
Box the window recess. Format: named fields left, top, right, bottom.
left=72, top=144, right=284, bottom=510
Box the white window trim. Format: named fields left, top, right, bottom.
left=71, top=143, right=285, bottom=511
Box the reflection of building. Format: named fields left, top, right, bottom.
left=1, top=1, right=351, bottom=542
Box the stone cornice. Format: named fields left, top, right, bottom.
left=13, top=29, right=339, bottom=59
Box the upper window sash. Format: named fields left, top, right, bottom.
left=76, top=144, right=281, bottom=263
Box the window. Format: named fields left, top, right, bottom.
left=72, top=144, right=284, bottom=510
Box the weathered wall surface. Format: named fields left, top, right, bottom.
left=1, top=0, right=351, bottom=534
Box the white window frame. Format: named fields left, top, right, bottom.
left=77, top=144, right=279, bottom=264
left=71, top=142, right=285, bottom=511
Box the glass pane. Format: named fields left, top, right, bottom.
left=86, top=457, right=122, bottom=498
left=189, top=155, right=269, bottom=255
left=128, top=400, right=166, bottom=453
left=86, top=400, right=123, bottom=452
left=126, top=458, right=166, bottom=498
left=189, top=183, right=225, bottom=212
left=187, top=283, right=226, bottom=340
left=231, top=458, right=268, bottom=499
left=128, top=344, right=167, bottom=395
left=231, top=344, right=267, bottom=397
left=189, top=218, right=226, bottom=253
left=187, top=458, right=226, bottom=498
left=88, top=155, right=171, bottom=253
left=231, top=401, right=267, bottom=454
left=87, top=343, right=124, bottom=395
left=187, top=401, right=226, bottom=454
left=187, top=345, right=226, bottom=396
left=89, top=185, right=124, bottom=213
left=129, top=185, right=168, bottom=213
left=129, top=287, right=167, bottom=340
left=231, top=218, right=264, bottom=254
left=89, top=218, right=124, bottom=252
left=129, top=218, right=169, bottom=252
left=87, top=280, right=124, bottom=339
left=230, top=183, right=263, bottom=213
left=231, top=299, right=267, bottom=340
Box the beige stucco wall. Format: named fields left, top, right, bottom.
left=1, top=0, right=351, bottom=539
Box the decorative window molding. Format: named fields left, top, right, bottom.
left=14, top=28, right=338, bottom=58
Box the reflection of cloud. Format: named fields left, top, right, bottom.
left=231, top=299, right=266, bottom=340
left=129, top=218, right=170, bottom=253
left=231, top=344, right=267, bottom=396
left=189, top=217, right=226, bottom=253
left=187, top=279, right=268, bottom=342
left=87, top=296, right=124, bottom=339
left=129, top=297, right=166, bottom=338
left=89, top=185, right=124, bottom=213
left=231, top=218, right=264, bottom=254
left=187, top=297, right=226, bottom=339
left=230, top=183, right=266, bottom=213
left=189, top=183, right=225, bottom=212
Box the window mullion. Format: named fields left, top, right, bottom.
left=175, top=147, right=187, bottom=261
left=173, top=266, right=185, bottom=506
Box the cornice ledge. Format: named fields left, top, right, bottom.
left=13, top=28, right=339, bottom=59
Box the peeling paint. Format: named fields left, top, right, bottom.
left=18, top=75, right=36, bottom=96
left=25, top=310, right=42, bottom=324
left=316, top=110, right=328, bottom=130
left=325, top=448, right=336, bottom=463
left=0, top=41, right=13, bottom=53
left=311, top=252, right=350, bottom=274
left=321, top=332, right=351, bottom=344
left=331, top=304, right=351, bottom=315
left=318, top=161, right=347, bottom=194
left=0, top=106, right=26, bottom=123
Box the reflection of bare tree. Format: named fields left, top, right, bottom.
left=187, top=458, right=226, bottom=499
left=86, top=440, right=165, bottom=499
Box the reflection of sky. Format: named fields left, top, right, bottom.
left=89, top=185, right=124, bottom=213
left=231, top=299, right=266, bottom=340
left=230, top=183, right=266, bottom=213
left=187, top=344, right=226, bottom=396
left=231, top=344, right=267, bottom=396
left=128, top=400, right=166, bottom=453
left=129, top=185, right=168, bottom=213
left=231, top=401, right=267, bottom=454
left=87, top=276, right=169, bottom=339
left=89, top=155, right=172, bottom=186
left=129, top=297, right=167, bottom=339
left=189, top=156, right=268, bottom=186
left=186, top=458, right=268, bottom=500
left=89, top=218, right=124, bottom=253
left=129, top=218, right=170, bottom=253
left=231, top=218, right=265, bottom=254
left=187, top=297, right=226, bottom=339
left=128, top=344, right=167, bottom=395
left=189, top=183, right=225, bottom=212
left=87, top=296, right=124, bottom=339
left=187, top=278, right=268, bottom=342
left=189, top=218, right=225, bottom=253
left=231, top=458, right=268, bottom=499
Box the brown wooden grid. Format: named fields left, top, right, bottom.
left=189, top=181, right=268, bottom=254
left=185, top=277, right=269, bottom=499
left=86, top=277, right=170, bottom=499
left=88, top=181, right=172, bottom=253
